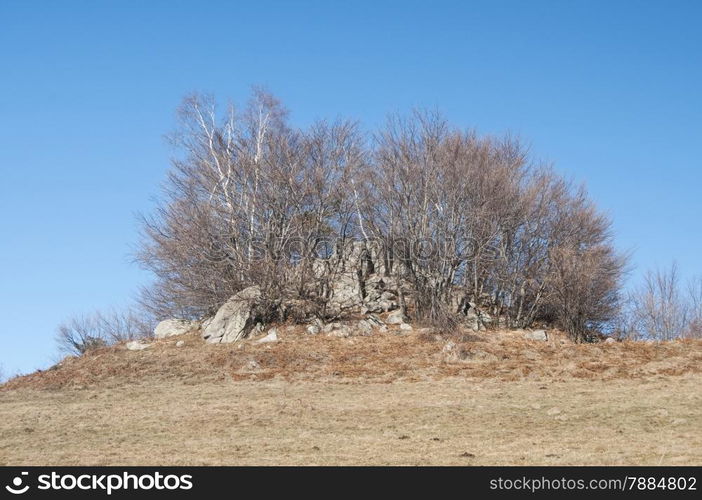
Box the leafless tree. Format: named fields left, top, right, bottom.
left=56, top=314, right=108, bottom=356
left=365, top=111, right=625, bottom=339
left=137, top=90, right=627, bottom=341
left=56, top=309, right=153, bottom=356
left=625, top=264, right=702, bottom=340
left=138, top=89, right=367, bottom=320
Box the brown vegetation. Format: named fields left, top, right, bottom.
left=6, top=328, right=701, bottom=391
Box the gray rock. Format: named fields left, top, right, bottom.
left=399, top=322, right=413, bottom=331
left=176, top=340, right=185, bottom=347
left=327, top=273, right=363, bottom=314
left=361, top=303, right=382, bottom=314
left=203, top=286, right=262, bottom=343
left=465, top=306, right=492, bottom=331
left=366, top=314, right=385, bottom=326
left=323, top=322, right=351, bottom=337
left=327, top=326, right=351, bottom=338
left=378, top=300, right=397, bottom=312
left=244, top=359, right=261, bottom=371
left=154, top=319, right=199, bottom=339
left=322, top=322, right=341, bottom=333
left=307, top=324, right=321, bottom=335
left=479, top=311, right=493, bottom=324
left=258, top=328, right=278, bottom=343
left=357, top=320, right=374, bottom=335
left=126, top=340, right=151, bottom=351
left=524, top=329, right=548, bottom=341
left=386, top=310, right=408, bottom=325
left=200, top=316, right=214, bottom=331
left=604, top=337, right=616, bottom=344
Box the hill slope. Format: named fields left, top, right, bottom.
left=1, top=329, right=701, bottom=465
left=3, top=327, right=701, bottom=390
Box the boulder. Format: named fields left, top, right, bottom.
left=386, top=310, right=408, bottom=325
left=357, top=320, right=374, bottom=335
left=604, top=337, right=616, bottom=344
left=361, top=276, right=400, bottom=313
left=176, top=340, right=185, bottom=347
left=399, top=322, right=413, bottom=331
left=323, top=322, right=351, bottom=337
left=465, top=305, right=492, bottom=331
left=126, top=340, right=151, bottom=351
left=380, top=300, right=397, bottom=312
left=328, top=273, right=362, bottom=314
left=307, top=324, right=321, bottom=335
left=365, top=314, right=385, bottom=327
left=203, top=286, right=262, bottom=343
left=323, top=322, right=341, bottom=333
left=201, top=316, right=214, bottom=331
left=258, top=328, right=278, bottom=343
left=327, top=325, right=351, bottom=338
left=154, top=319, right=199, bottom=339
left=524, top=330, right=548, bottom=342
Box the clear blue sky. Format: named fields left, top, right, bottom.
left=1, top=0, right=700, bottom=376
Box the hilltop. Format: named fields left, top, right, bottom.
left=4, top=327, right=701, bottom=391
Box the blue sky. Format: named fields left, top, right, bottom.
left=1, top=0, right=700, bottom=376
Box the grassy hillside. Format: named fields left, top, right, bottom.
left=1, top=329, right=700, bottom=465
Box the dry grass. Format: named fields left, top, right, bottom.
left=1, top=376, right=700, bottom=465
left=1, top=328, right=701, bottom=465
left=3, top=327, right=701, bottom=390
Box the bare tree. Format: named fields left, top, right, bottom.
left=685, top=276, right=702, bottom=338
left=548, top=245, right=626, bottom=341
left=366, top=111, right=625, bottom=338
left=625, top=264, right=702, bottom=340
left=56, top=314, right=108, bottom=356
left=137, top=90, right=627, bottom=341
left=138, top=90, right=368, bottom=320
left=630, top=264, right=688, bottom=340
left=56, top=309, right=153, bottom=356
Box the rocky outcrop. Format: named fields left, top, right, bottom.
left=202, top=286, right=262, bottom=343
left=154, top=319, right=199, bottom=339
left=312, top=241, right=408, bottom=317
left=191, top=242, right=510, bottom=343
